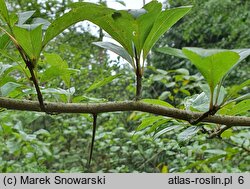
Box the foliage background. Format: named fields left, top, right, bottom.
left=0, top=0, right=249, bottom=173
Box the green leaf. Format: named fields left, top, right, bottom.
left=225, top=79, right=250, bottom=101
left=157, top=46, right=187, bottom=59
left=17, top=23, right=45, bottom=31
left=0, top=82, right=22, bottom=96
left=133, top=2, right=162, bottom=55
left=230, top=136, right=245, bottom=146
left=174, top=68, right=190, bottom=75
left=221, top=49, right=250, bottom=83
left=226, top=100, right=250, bottom=116
left=213, top=85, right=227, bottom=106
left=86, top=74, right=121, bottom=92
left=184, top=92, right=209, bottom=112
left=143, top=6, right=191, bottom=59
left=141, top=98, right=174, bottom=108
left=0, top=49, right=20, bottom=63
left=13, top=25, right=43, bottom=64
left=231, top=49, right=250, bottom=70
left=17, top=17, right=50, bottom=31
left=1, top=124, right=13, bottom=134
left=0, top=50, right=28, bottom=77
left=146, top=118, right=170, bottom=134
left=42, top=87, right=75, bottom=103
left=221, top=129, right=233, bottom=139
left=93, top=41, right=133, bottom=64
left=220, top=94, right=250, bottom=113
left=154, top=125, right=180, bottom=139
left=233, top=49, right=250, bottom=62
left=17, top=11, right=36, bottom=25
left=158, top=48, right=250, bottom=88
left=159, top=91, right=171, bottom=100
left=34, top=129, right=50, bottom=136
left=177, top=126, right=199, bottom=142
left=185, top=84, right=227, bottom=112
left=229, top=93, right=250, bottom=103
left=41, top=53, right=79, bottom=87
left=41, top=67, right=77, bottom=88
left=136, top=116, right=160, bottom=131
left=19, top=130, right=36, bottom=141
left=218, top=102, right=234, bottom=115
left=43, top=2, right=127, bottom=49
left=204, top=149, right=227, bottom=155
left=39, top=145, right=52, bottom=156
left=200, top=84, right=226, bottom=106
left=43, top=53, right=66, bottom=67
left=32, top=18, right=51, bottom=30
left=0, top=0, right=10, bottom=24
left=83, top=5, right=136, bottom=57
left=72, top=95, right=106, bottom=103
left=110, top=146, right=120, bottom=152
left=0, top=33, right=10, bottom=49
left=6, top=140, right=20, bottom=154
left=182, top=47, right=240, bottom=94
left=9, top=13, right=18, bottom=27
left=0, top=63, right=12, bottom=76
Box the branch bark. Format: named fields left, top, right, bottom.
left=0, top=97, right=249, bottom=126
left=135, top=47, right=142, bottom=100
left=28, top=66, right=46, bottom=112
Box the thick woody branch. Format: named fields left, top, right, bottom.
left=0, top=97, right=249, bottom=126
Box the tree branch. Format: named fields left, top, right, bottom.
left=135, top=49, right=142, bottom=101
left=190, top=105, right=219, bottom=125
left=28, top=66, right=46, bottom=112
left=88, top=113, right=98, bottom=166
left=0, top=97, right=249, bottom=126
left=136, top=72, right=142, bottom=100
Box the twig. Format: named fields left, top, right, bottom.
left=208, top=125, right=232, bottom=139
left=190, top=105, right=220, bottom=125
left=88, top=113, right=98, bottom=166
left=27, top=65, right=46, bottom=112
left=222, top=139, right=250, bottom=153
left=134, top=46, right=142, bottom=101
left=135, top=71, right=142, bottom=100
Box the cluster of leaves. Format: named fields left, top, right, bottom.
left=158, top=47, right=250, bottom=116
